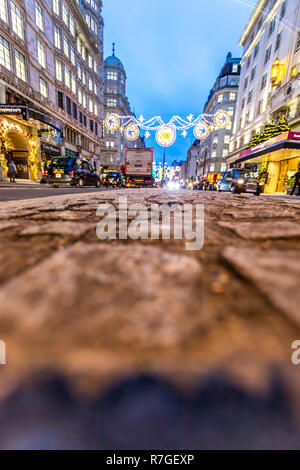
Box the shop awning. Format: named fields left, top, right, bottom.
left=235, top=132, right=300, bottom=164
left=0, top=104, right=63, bottom=134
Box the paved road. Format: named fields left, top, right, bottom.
left=0, top=184, right=113, bottom=201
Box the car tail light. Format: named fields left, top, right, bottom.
left=103, top=178, right=106, bottom=183
left=44, top=170, right=49, bottom=177
left=70, top=171, right=75, bottom=177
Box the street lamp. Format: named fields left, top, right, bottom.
left=271, top=58, right=285, bottom=88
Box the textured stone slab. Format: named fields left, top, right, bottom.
left=29, top=211, right=92, bottom=221
left=0, top=244, right=203, bottom=348
left=19, top=222, right=94, bottom=238
left=0, top=221, right=17, bottom=232
left=218, top=221, right=300, bottom=240
left=222, top=246, right=300, bottom=325
left=224, top=209, right=296, bottom=220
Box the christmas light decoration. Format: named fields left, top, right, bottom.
left=104, top=111, right=231, bottom=147
left=156, top=125, right=176, bottom=147
left=124, top=123, right=140, bottom=141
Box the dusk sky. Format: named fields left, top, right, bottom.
left=103, top=0, right=254, bottom=165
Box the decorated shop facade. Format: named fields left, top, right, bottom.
left=0, top=104, right=63, bottom=182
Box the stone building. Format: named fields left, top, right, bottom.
left=0, top=0, right=104, bottom=181
left=102, top=44, right=144, bottom=167
left=227, top=0, right=300, bottom=194
left=187, top=140, right=201, bottom=181
left=187, top=52, right=241, bottom=186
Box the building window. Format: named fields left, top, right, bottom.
left=228, top=107, right=234, bottom=116
left=292, top=64, right=298, bottom=78
left=54, top=27, right=61, bottom=49
left=73, top=102, right=77, bottom=119
left=213, top=136, right=218, bottom=145
left=232, top=63, right=238, bottom=73
left=15, top=49, right=26, bottom=81
left=251, top=65, right=256, bottom=81
left=264, top=45, right=272, bottom=64
left=210, top=164, right=215, bottom=172
left=71, top=73, right=76, bottom=94
left=247, top=55, right=251, bottom=68
left=37, top=40, right=46, bottom=68
left=224, top=135, right=230, bottom=145
left=280, top=0, right=287, bottom=19
left=211, top=151, right=216, bottom=159
left=222, top=149, right=228, bottom=158
left=65, top=66, right=70, bottom=88
left=229, top=92, right=236, bottom=101
left=217, top=94, right=223, bottom=103
left=11, top=2, right=24, bottom=39
left=0, top=35, right=10, bottom=70
left=0, top=0, right=7, bottom=22
left=35, top=2, right=43, bottom=31
left=269, top=18, right=276, bottom=37
left=66, top=96, right=71, bottom=115
left=62, top=2, right=68, bottom=25
left=57, top=91, right=64, bottom=109
left=295, top=31, right=300, bottom=52
left=247, top=89, right=253, bottom=103
left=63, top=35, right=69, bottom=57
left=275, top=31, right=282, bottom=51
left=257, top=99, right=264, bottom=115
left=40, top=77, right=47, bottom=97
left=53, top=0, right=60, bottom=15
left=70, top=15, right=75, bottom=36
left=254, top=42, right=259, bottom=58
left=241, top=97, right=245, bottom=110
left=243, top=76, right=249, bottom=90
left=55, top=59, right=63, bottom=81
left=107, top=98, right=117, bottom=107
left=261, top=72, right=268, bottom=90
left=107, top=71, right=117, bottom=81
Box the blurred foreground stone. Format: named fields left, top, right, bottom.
left=0, top=189, right=300, bottom=449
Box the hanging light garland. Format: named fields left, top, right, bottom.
left=104, top=111, right=231, bottom=147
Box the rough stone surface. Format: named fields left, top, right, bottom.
left=218, top=220, right=300, bottom=240
left=0, top=189, right=300, bottom=449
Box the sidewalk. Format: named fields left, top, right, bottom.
left=0, top=179, right=40, bottom=188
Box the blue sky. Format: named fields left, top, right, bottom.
left=103, top=0, right=254, bottom=165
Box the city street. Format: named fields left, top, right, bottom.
left=0, top=184, right=114, bottom=201
left=0, top=188, right=300, bottom=449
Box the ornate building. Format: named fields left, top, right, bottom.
left=187, top=52, right=241, bottom=185
left=0, top=0, right=104, bottom=181
left=227, top=0, right=300, bottom=194
left=102, top=44, right=144, bottom=167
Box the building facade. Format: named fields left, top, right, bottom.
left=0, top=0, right=104, bottom=181
left=102, top=45, right=144, bottom=168
left=227, top=0, right=300, bottom=194
left=187, top=53, right=241, bottom=186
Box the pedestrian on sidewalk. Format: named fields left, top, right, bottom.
left=9, top=161, right=17, bottom=183
left=291, top=166, right=300, bottom=196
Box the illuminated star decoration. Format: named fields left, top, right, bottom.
left=139, top=115, right=145, bottom=123
left=181, top=130, right=187, bottom=138
left=187, top=114, right=194, bottom=122
left=145, top=131, right=151, bottom=139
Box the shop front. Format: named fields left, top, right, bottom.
left=0, top=104, right=63, bottom=182
left=234, top=132, right=300, bottom=194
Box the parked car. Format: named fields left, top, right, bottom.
left=46, top=157, right=101, bottom=188
left=217, top=169, right=263, bottom=195
left=102, top=171, right=125, bottom=188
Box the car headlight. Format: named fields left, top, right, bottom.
left=237, top=179, right=245, bottom=185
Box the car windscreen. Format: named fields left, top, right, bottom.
left=50, top=157, right=71, bottom=169
left=239, top=170, right=258, bottom=179
left=106, top=172, right=120, bottom=177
